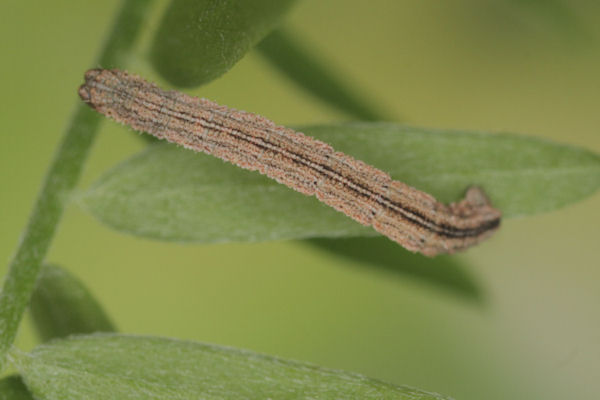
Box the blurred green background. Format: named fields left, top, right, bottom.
left=1, top=0, right=599, bottom=399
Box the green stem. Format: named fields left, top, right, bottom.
left=0, top=0, right=154, bottom=371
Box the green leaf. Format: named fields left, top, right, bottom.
left=14, top=334, right=451, bottom=400
left=257, top=29, right=391, bottom=121
left=30, top=265, right=115, bottom=343
left=79, top=123, right=600, bottom=244
left=503, top=0, right=589, bottom=40
left=150, top=0, right=297, bottom=87
left=80, top=142, right=372, bottom=242
left=309, top=237, right=484, bottom=304
left=0, top=376, right=34, bottom=400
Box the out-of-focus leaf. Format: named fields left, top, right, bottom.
left=150, top=0, right=297, bottom=87
left=257, top=29, right=390, bottom=121
left=504, top=0, right=588, bottom=39
left=79, top=123, right=600, bottom=244
left=15, top=334, right=452, bottom=400
left=0, top=376, right=33, bottom=400
left=30, top=265, right=115, bottom=342
left=309, top=237, right=484, bottom=304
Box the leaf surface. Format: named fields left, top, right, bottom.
left=151, top=0, right=297, bottom=87
left=15, top=334, right=451, bottom=400
left=503, top=0, right=588, bottom=39
left=0, top=376, right=33, bottom=400
left=79, top=123, right=600, bottom=243
left=30, top=265, right=115, bottom=342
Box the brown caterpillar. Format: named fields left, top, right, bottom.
left=79, top=69, right=501, bottom=256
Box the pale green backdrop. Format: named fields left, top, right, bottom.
left=1, top=1, right=599, bottom=399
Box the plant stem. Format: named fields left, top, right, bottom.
left=0, top=0, right=154, bottom=371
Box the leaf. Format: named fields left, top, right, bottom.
left=80, top=142, right=373, bottom=243
left=14, top=334, right=452, bottom=400
left=79, top=123, right=600, bottom=244
left=309, top=237, right=485, bottom=304
left=257, top=29, right=391, bottom=121
left=150, top=0, right=297, bottom=87
left=0, top=376, right=34, bottom=400
left=503, top=0, right=589, bottom=40
left=30, top=265, right=115, bottom=342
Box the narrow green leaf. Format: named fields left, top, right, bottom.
left=0, top=376, right=33, bottom=400
left=79, top=123, right=600, bottom=244
left=257, top=29, right=391, bottom=121
left=0, top=0, right=155, bottom=372
left=503, top=0, right=589, bottom=40
left=30, top=265, right=115, bottom=343
left=309, top=237, right=484, bottom=304
left=14, top=334, right=452, bottom=400
left=151, top=0, right=297, bottom=87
